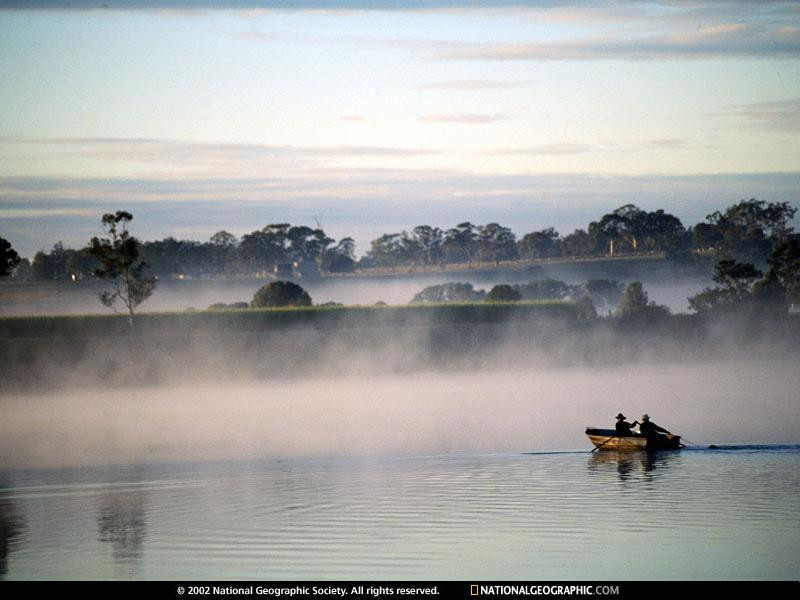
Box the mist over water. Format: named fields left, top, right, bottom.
left=2, top=360, right=798, bottom=470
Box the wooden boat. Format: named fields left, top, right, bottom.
left=585, top=428, right=682, bottom=451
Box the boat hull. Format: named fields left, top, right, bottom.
left=585, top=428, right=681, bottom=451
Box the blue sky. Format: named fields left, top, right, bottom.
left=1, top=1, right=799, bottom=257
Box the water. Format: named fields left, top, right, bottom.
left=2, top=447, right=799, bottom=580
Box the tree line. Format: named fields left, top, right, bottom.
left=362, top=200, right=795, bottom=269
left=2, top=198, right=796, bottom=283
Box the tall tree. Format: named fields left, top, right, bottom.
left=0, top=236, right=21, bottom=277
left=703, top=199, right=796, bottom=261
left=687, top=259, right=763, bottom=313
left=87, top=211, right=156, bottom=325
left=518, top=228, right=561, bottom=259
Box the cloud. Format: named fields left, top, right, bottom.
left=416, top=79, right=528, bottom=91
left=427, top=23, right=800, bottom=61
left=723, top=98, right=800, bottom=133
left=1, top=137, right=439, bottom=177
left=0, top=1, right=642, bottom=10
left=487, top=143, right=592, bottom=156
left=418, top=112, right=509, bottom=124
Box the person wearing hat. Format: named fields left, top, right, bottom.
left=614, top=413, right=639, bottom=436
left=638, top=414, right=671, bottom=440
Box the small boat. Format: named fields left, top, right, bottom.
left=585, top=428, right=682, bottom=451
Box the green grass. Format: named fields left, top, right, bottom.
left=0, top=301, right=581, bottom=339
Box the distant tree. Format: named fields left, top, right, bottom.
left=0, top=236, right=21, bottom=277
left=617, top=281, right=670, bottom=318
left=32, top=242, right=68, bottom=280
left=365, top=232, right=418, bottom=269
left=208, top=301, right=249, bottom=310
left=210, top=230, right=238, bottom=248
left=764, top=237, right=800, bottom=305
left=487, top=284, right=522, bottom=302
left=618, top=282, right=649, bottom=315
left=410, top=282, right=486, bottom=304
left=561, top=229, right=594, bottom=257
left=87, top=211, right=157, bottom=325
left=477, top=223, right=518, bottom=264
left=573, top=295, right=598, bottom=320
left=687, top=259, right=762, bottom=313
left=11, top=257, right=32, bottom=280
left=518, top=228, right=561, bottom=259
left=703, top=199, right=796, bottom=261
left=251, top=280, right=312, bottom=308
left=516, top=278, right=580, bottom=301
left=443, top=222, right=478, bottom=264
left=690, top=222, right=723, bottom=252
left=581, top=279, right=624, bottom=312
left=321, top=237, right=357, bottom=273
left=589, top=205, right=687, bottom=256
left=410, top=225, right=444, bottom=266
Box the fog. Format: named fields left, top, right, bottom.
left=2, top=358, right=798, bottom=470
left=0, top=264, right=710, bottom=317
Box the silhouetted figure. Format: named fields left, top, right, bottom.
left=615, top=413, right=639, bottom=436
left=638, top=414, right=671, bottom=440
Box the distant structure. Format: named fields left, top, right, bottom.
left=272, top=259, right=320, bottom=280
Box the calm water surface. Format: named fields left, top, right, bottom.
left=1, top=447, right=798, bottom=580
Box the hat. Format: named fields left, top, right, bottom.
left=616, top=413, right=626, bottom=419
left=641, top=414, right=650, bottom=421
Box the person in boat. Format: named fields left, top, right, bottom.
left=638, top=414, right=671, bottom=440
left=614, top=413, right=639, bottom=436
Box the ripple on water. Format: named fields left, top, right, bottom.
left=1, top=448, right=799, bottom=579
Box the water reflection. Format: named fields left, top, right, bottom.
left=0, top=484, right=25, bottom=578
left=587, top=450, right=679, bottom=481
left=97, top=488, right=147, bottom=576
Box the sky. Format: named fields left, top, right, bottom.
left=1, top=1, right=799, bottom=257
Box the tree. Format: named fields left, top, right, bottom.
left=321, top=237, right=357, bottom=273
left=561, top=229, right=593, bottom=257
left=32, top=242, right=68, bottom=280
left=1, top=236, right=21, bottom=277
left=617, top=282, right=670, bottom=318
left=487, top=284, right=522, bottom=302
left=477, top=223, right=518, bottom=264
left=410, top=282, right=486, bottom=304
left=748, top=236, right=800, bottom=312
left=210, top=230, right=237, bottom=248
left=703, top=199, right=796, bottom=261
left=687, top=259, right=762, bottom=313
left=87, top=211, right=156, bottom=324
left=581, top=279, right=624, bottom=313
left=518, top=228, right=561, bottom=259
left=251, top=280, right=312, bottom=308
left=411, top=225, right=444, bottom=266
left=443, top=222, right=478, bottom=264
left=516, top=278, right=580, bottom=301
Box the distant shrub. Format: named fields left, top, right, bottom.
left=251, top=281, right=312, bottom=308
left=516, top=278, right=580, bottom=301
left=617, top=282, right=670, bottom=319
left=410, top=282, right=486, bottom=304
left=208, top=302, right=249, bottom=310
left=487, top=284, right=522, bottom=302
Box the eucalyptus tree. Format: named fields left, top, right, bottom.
left=87, top=211, right=156, bottom=325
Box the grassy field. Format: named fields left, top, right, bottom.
left=0, top=301, right=583, bottom=339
